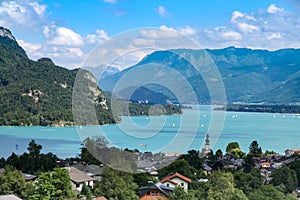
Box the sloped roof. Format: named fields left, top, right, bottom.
left=95, top=197, right=108, bottom=200
left=0, top=195, right=22, bottom=200
left=139, top=182, right=174, bottom=197
left=162, top=179, right=178, bottom=185
left=72, top=162, right=104, bottom=176
left=160, top=173, right=192, bottom=184
left=66, top=167, right=94, bottom=183
left=23, top=173, right=37, bottom=181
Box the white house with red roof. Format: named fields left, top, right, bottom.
left=160, top=173, right=192, bottom=192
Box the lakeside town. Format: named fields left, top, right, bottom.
left=0, top=136, right=299, bottom=200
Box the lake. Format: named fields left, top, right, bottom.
left=0, top=106, right=299, bottom=158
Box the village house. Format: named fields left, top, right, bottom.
left=65, top=167, right=95, bottom=192
left=139, top=182, right=174, bottom=200
left=160, top=173, right=192, bottom=192
left=72, top=162, right=104, bottom=182
left=260, top=162, right=271, bottom=168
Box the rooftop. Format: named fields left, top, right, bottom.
left=65, top=167, right=95, bottom=183
left=160, top=172, right=192, bottom=184
left=0, top=195, right=22, bottom=200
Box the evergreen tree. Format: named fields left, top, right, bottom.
left=248, top=141, right=262, bottom=157
left=243, top=154, right=255, bottom=173
left=215, top=149, right=223, bottom=159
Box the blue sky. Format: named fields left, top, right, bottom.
left=0, top=0, right=300, bottom=68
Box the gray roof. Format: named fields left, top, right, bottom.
left=23, top=173, right=37, bottom=181
left=139, top=182, right=174, bottom=197
left=72, top=163, right=104, bottom=176
left=66, top=167, right=95, bottom=183
left=0, top=195, right=23, bottom=200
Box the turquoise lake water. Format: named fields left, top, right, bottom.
left=0, top=107, right=299, bottom=158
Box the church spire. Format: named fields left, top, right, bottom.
left=205, top=134, right=210, bottom=145
left=199, top=134, right=211, bottom=158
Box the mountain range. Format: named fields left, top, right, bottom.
left=0, top=27, right=115, bottom=126
left=99, top=47, right=300, bottom=104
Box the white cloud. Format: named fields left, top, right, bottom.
left=266, top=32, right=283, bottom=40
left=205, top=26, right=242, bottom=41
left=231, top=11, right=244, bottom=23
left=44, top=25, right=84, bottom=46
left=237, top=22, right=259, bottom=33
left=85, top=29, right=109, bottom=44
left=156, top=6, right=171, bottom=18
left=221, top=31, right=242, bottom=40
left=178, top=26, right=196, bottom=36
left=29, top=1, right=47, bottom=15
left=0, top=0, right=46, bottom=30
left=103, top=0, right=118, bottom=4
left=68, top=48, right=84, bottom=57
left=231, top=11, right=256, bottom=24
left=196, top=3, right=300, bottom=50
left=267, top=4, right=284, bottom=14
left=17, top=39, right=42, bottom=53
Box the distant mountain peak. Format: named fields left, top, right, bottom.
left=0, top=27, right=16, bottom=41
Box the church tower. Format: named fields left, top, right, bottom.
left=199, top=134, right=211, bottom=158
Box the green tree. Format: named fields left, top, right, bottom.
left=189, top=182, right=210, bottom=199
left=248, top=185, right=288, bottom=200
left=226, top=142, right=240, bottom=154
left=243, top=154, right=255, bottom=173
left=225, top=142, right=245, bottom=158
left=234, top=170, right=262, bottom=195
left=157, top=159, right=196, bottom=180
left=179, top=150, right=203, bottom=169
left=248, top=141, right=262, bottom=157
left=6, top=152, right=20, bottom=169
left=133, top=172, right=157, bottom=188
left=18, top=140, right=58, bottom=174
left=0, top=165, right=33, bottom=199
left=271, top=165, right=298, bottom=194
left=0, top=157, right=5, bottom=168
left=215, top=149, right=223, bottom=159
left=80, top=146, right=101, bottom=165
left=27, top=140, right=42, bottom=157
left=207, top=171, right=248, bottom=200
left=169, top=186, right=197, bottom=200
left=93, top=166, right=138, bottom=200
left=289, top=160, right=300, bottom=185
left=31, top=168, right=75, bottom=200
left=81, top=183, right=92, bottom=200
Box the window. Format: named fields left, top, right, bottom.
left=167, top=184, right=169, bottom=187
left=181, top=183, right=184, bottom=187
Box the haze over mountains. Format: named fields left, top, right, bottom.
left=1, top=24, right=300, bottom=126
left=99, top=47, right=300, bottom=104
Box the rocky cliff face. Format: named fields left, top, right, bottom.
left=0, top=27, right=16, bottom=41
